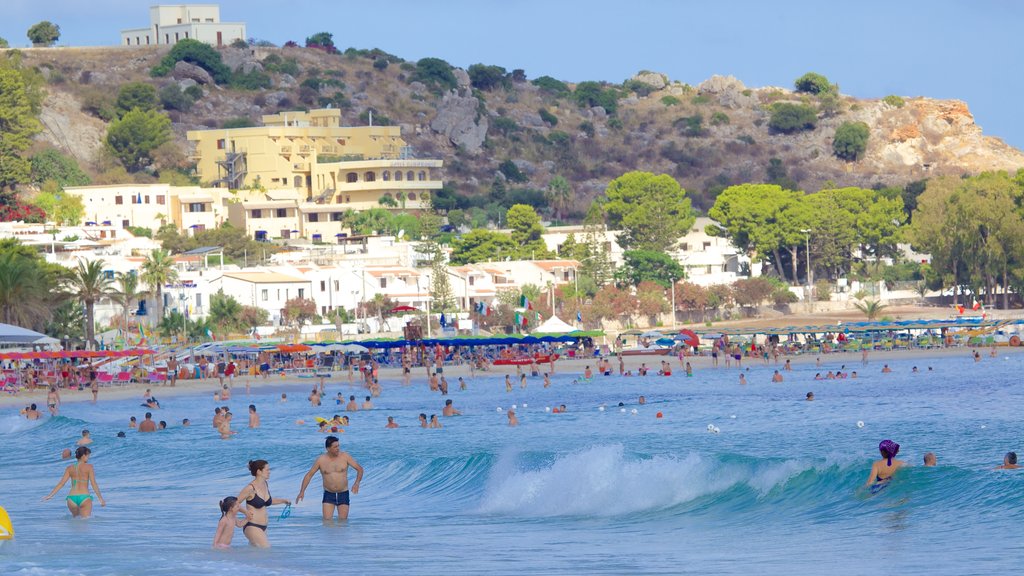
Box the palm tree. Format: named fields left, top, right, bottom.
left=111, top=272, right=147, bottom=334
left=0, top=250, right=52, bottom=327
left=46, top=300, right=84, bottom=348
left=68, top=260, right=113, bottom=349
left=854, top=299, right=888, bottom=321
left=141, top=249, right=178, bottom=321
left=546, top=175, right=572, bottom=221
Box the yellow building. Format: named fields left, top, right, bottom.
left=186, top=109, right=443, bottom=211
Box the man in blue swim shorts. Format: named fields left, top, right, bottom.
left=296, top=435, right=364, bottom=522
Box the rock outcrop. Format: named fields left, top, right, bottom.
left=430, top=91, right=488, bottom=154
left=172, top=61, right=213, bottom=85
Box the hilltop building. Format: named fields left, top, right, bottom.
left=120, top=4, right=246, bottom=47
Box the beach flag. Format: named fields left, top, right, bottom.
left=250, top=327, right=261, bottom=341
left=956, top=304, right=965, bottom=315
left=972, top=299, right=981, bottom=311
left=206, top=328, right=214, bottom=340
left=520, top=295, right=533, bottom=310
left=485, top=304, right=492, bottom=317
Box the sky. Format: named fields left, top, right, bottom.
left=3, top=0, right=1024, bottom=148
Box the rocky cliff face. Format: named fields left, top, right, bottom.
left=18, top=47, right=1024, bottom=214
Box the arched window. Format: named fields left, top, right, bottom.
left=382, top=170, right=391, bottom=181
left=294, top=175, right=302, bottom=187
left=406, top=171, right=414, bottom=181
left=364, top=171, right=376, bottom=182
left=418, top=171, right=427, bottom=181
left=407, top=192, right=417, bottom=201
left=346, top=172, right=358, bottom=183
left=395, top=171, right=403, bottom=181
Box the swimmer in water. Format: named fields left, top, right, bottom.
left=212, top=496, right=245, bottom=549
left=505, top=374, right=512, bottom=392
left=543, top=373, right=551, bottom=388
left=295, top=435, right=363, bottom=522
left=806, top=392, right=814, bottom=401
left=442, top=398, right=461, bottom=416
left=923, top=452, right=937, bottom=467
left=771, top=370, right=784, bottom=383
left=739, top=374, right=747, bottom=385
left=881, top=364, right=892, bottom=373
left=994, top=452, right=1020, bottom=470
left=584, top=366, right=593, bottom=379
left=865, top=439, right=905, bottom=487
left=507, top=408, right=519, bottom=427
left=385, top=416, right=399, bottom=429
left=42, top=446, right=106, bottom=518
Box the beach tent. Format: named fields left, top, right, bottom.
left=531, top=316, right=576, bottom=335
left=0, top=323, right=57, bottom=346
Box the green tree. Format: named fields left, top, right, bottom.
left=794, top=72, right=834, bottom=95
left=833, top=121, right=870, bottom=161
left=239, top=305, right=269, bottom=331
left=430, top=260, right=457, bottom=312
left=67, top=260, right=113, bottom=348
left=158, top=83, right=195, bottom=112
left=105, top=108, right=172, bottom=172
left=468, top=63, right=508, bottom=91
left=151, top=39, right=231, bottom=83
left=111, top=271, right=146, bottom=333
left=412, top=57, right=457, bottom=92
left=506, top=204, right=551, bottom=259
left=853, top=299, right=888, bottom=320
left=0, top=246, right=53, bottom=327
left=304, top=32, right=337, bottom=52
left=769, top=103, right=818, bottom=133
left=29, top=149, right=90, bottom=187
left=449, top=229, right=518, bottom=265
left=28, top=188, right=84, bottom=225
left=27, top=21, right=60, bottom=46
left=546, top=175, right=572, bottom=221
left=498, top=159, right=528, bottom=183
left=580, top=204, right=614, bottom=286
left=141, top=248, right=178, bottom=320
left=532, top=76, right=570, bottom=96
left=0, top=67, right=42, bottom=190
left=282, top=297, right=317, bottom=330
left=615, top=250, right=685, bottom=288
left=573, top=81, right=619, bottom=114
left=46, top=299, right=83, bottom=345
left=116, top=82, right=159, bottom=117
left=602, top=171, right=695, bottom=252
left=0, top=38, right=8, bottom=49
left=209, top=289, right=243, bottom=335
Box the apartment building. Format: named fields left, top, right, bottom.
left=121, top=4, right=246, bottom=47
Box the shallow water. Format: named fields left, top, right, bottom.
left=2, top=353, right=1023, bottom=575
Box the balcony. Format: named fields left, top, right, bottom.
left=333, top=179, right=443, bottom=193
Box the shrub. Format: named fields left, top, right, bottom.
left=230, top=38, right=249, bottom=49
left=230, top=70, right=271, bottom=90
left=691, top=94, right=711, bottom=105
left=538, top=108, right=558, bottom=126
left=159, top=84, right=195, bottom=112
left=412, top=57, right=457, bottom=91
left=373, top=57, right=389, bottom=70
left=80, top=89, right=118, bottom=121
left=498, top=160, right=528, bottom=183
left=660, top=95, right=681, bottom=107
left=794, top=72, right=834, bottom=95
left=883, top=94, right=905, bottom=108
left=814, top=279, right=833, bottom=301
left=573, top=81, right=620, bottom=114
left=737, top=134, right=755, bottom=145
left=492, top=116, right=520, bottom=137
left=221, top=117, right=255, bottom=129
left=832, top=121, right=870, bottom=161
left=532, top=75, right=570, bottom=96
left=151, top=39, right=231, bottom=83
left=262, top=54, right=300, bottom=76
left=468, top=63, right=508, bottom=91
left=30, top=149, right=90, bottom=187
left=184, top=85, right=204, bottom=100
left=674, top=114, right=706, bottom=137
left=305, top=32, right=338, bottom=53
left=116, top=82, right=159, bottom=117
left=623, top=79, right=656, bottom=97
left=710, top=111, right=730, bottom=126
left=768, top=103, right=818, bottom=133
left=578, top=121, right=594, bottom=137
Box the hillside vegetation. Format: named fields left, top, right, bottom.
left=9, top=41, right=1024, bottom=222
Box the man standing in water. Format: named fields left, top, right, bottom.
left=296, top=435, right=364, bottom=522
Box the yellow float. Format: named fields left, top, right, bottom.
left=0, top=505, right=13, bottom=540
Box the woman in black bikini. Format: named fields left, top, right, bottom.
left=236, top=459, right=291, bottom=548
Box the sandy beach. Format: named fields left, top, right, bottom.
left=2, top=344, right=1014, bottom=410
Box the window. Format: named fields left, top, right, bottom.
left=706, top=265, right=712, bottom=274
left=703, top=241, right=711, bottom=250
left=277, top=289, right=281, bottom=299
left=364, top=171, right=376, bottom=182
left=189, top=203, right=206, bottom=213
left=320, top=281, right=326, bottom=292
left=156, top=195, right=165, bottom=205
left=298, top=288, right=304, bottom=299
left=322, top=306, right=327, bottom=315
left=563, top=271, right=570, bottom=281
left=346, top=173, right=358, bottom=183
left=380, top=278, right=387, bottom=288
left=261, top=289, right=268, bottom=301
left=382, top=171, right=391, bottom=181
left=395, top=171, right=402, bottom=181
left=334, top=280, right=339, bottom=291
left=115, top=196, right=123, bottom=205
left=144, top=196, right=150, bottom=204
left=276, top=208, right=287, bottom=218
left=251, top=209, right=262, bottom=218
left=103, top=270, right=115, bottom=280
left=418, top=171, right=427, bottom=181
left=680, top=243, right=688, bottom=251
left=308, top=213, right=319, bottom=222
left=206, top=18, right=214, bottom=22
left=469, top=276, right=475, bottom=286
left=345, top=195, right=350, bottom=203
left=331, top=212, right=343, bottom=222
left=192, top=18, right=199, bottom=22
left=217, top=139, right=226, bottom=150
left=406, top=171, right=414, bottom=181
left=195, top=293, right=202, bottom=307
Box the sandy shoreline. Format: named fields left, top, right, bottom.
left=2, top=345, right=1013, bottom=410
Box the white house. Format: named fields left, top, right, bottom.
left=120, top=4, right=246, bottom=47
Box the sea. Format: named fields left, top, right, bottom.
left=1, top=352, right=1023, bottom=575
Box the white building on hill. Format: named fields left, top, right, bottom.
left=120, top=4, right=246, bottom=47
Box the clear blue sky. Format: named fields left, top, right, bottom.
left=4, top=0, right=1024, bottom=148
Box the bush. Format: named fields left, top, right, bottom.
left=230, top=70, right=272, bottom=90
left=832, top=121, right=870, bottom=161
left=538, top=108, right=558, bottom=126
left=492, top=116, right=520, bottom=137
left=305, top=32, right=338, bottom=53
left=532, top=76, right=570, bottom=96
left=27, top=21, right=60, bottom=46
left=151, top=39, right=231, bottom=83
left=159, top=84, right=195, bottom=112
left=221, top=117, right=255, bottom=129
left=184, top=85, right=204, bottom=101
left=814, top=279, right=832, bottom=301
left=768, top=103, right=818, bottom=133
left=691, top=94, right=711, bottom=105
left=116, top=82, right=159, bottom=117
left=674, top=114, right=706, bottom=137
left=882, top=94, right=905, bottom=108
left=230, top=38, right=249, bottom=49
left=80, top=89, right=118, bottom=121
left=573, top=81, right=620, bottom=114
left=373, top=57, right=389, bottom=71
left=105, top=109, right=172, bottom=172
left=262, top=54, right=300, bottom=76
left=623, top=79, right=656, bottom=97
left=412, top=57, right=457, bottom=91
left=660, top=95, right=681, bottom=107
left=468, top=63, right=508, bottom=91
left=794, top=72, right=834, bottom=95
left=30, top=149, right=90, bottom=187
left=498, top=160, right=528, bottom=183
left=710, top=111, right=730, bottom=125
left=737, top=134, right=755, bottom=145
left=578, top=121, right=594, bottom=138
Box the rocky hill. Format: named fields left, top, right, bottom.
left=18, top=44, right=1024, bottom=216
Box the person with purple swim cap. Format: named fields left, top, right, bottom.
left=865, top=439, right=906, bottom=487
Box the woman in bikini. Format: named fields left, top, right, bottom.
left=236, top=459, right=291, bottom=548
left=865, top=439, right=906, bottom=489
left=42, top=446, right=106, bottom=518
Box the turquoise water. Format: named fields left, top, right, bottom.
left=2, top=353, right=1023, bottom=575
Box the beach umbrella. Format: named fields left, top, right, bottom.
left=389, top=305, right=419, bottom=313
left=677, top=329, right=700, bottom=348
